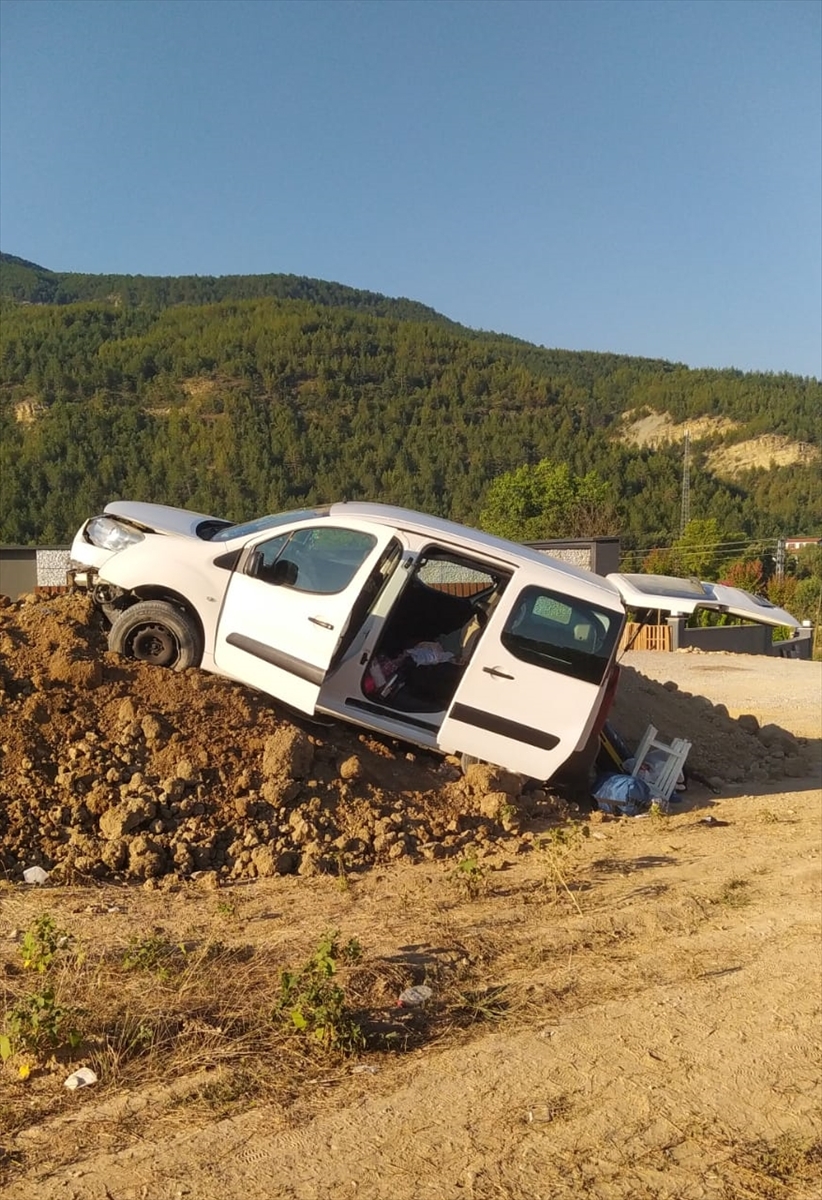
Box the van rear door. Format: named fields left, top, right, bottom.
left=607, top=573, right=800, bottom=628
left=438, top=572, right=624, bottom=779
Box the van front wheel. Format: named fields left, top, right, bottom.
left=108, top=601, right=202, bottom=671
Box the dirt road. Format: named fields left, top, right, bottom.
left=2, top=630, right=820, bottom=1199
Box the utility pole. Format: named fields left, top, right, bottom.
left=776, top=537, right=786, bottom=581
left=679, top=429, right=691, bottom=536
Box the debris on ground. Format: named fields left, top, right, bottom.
left=63, top=1067, right=98, bottom=1091
left=397, top=985, right=434, bottom=1008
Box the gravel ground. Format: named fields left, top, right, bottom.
left=621, top=649, right=822, bottom=740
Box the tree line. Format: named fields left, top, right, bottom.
left=0, top=270, right=818, bottom=552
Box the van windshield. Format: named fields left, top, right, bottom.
left=211, top=508, right=330, bottom=542
left=502, top=587, right=623, bottom=686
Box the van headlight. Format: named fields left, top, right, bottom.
left=85, top=516, right=144, bottom=552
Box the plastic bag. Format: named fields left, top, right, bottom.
left=592, top=772, right=655, bottom=816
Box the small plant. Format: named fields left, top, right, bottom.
left=537, top=820, right=589, bottom=914
left=110, top=1016, right=157, bottom=1061
left=2, top=914, right=80, bottom=1063
left=197, top=1065, right=259, bottom=1112
left=497, top=800, right=519, bottom=827
left=538, top=821, right=590, bottom=852
left=121, top=933, right=185, bottom=978
left=20, top=914, right=72, bottom=974
left=451, top=855, right=487, bottom=899
left=1, top=987, right=80, bottom=1061
left=455, top=985, right=508, bottom=1024
left=273, top=931, right=364, bottom=1054
left=715, top=877, right=752, bottom=909
left=334, top=850, right=351, bottom=893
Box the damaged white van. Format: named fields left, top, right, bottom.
left=69, top=501, right=626, bottom=780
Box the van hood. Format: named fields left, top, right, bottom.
left=104, top=501, right=230, bottom=540
left=607, top=573, right=800, bottom=629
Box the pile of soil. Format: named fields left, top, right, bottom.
left=0, top=593, right=811, bottom=884
left=610, top=659, right=811, bottom=787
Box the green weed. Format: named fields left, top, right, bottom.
left=121, top=933, right=186, bottom=978
left=2, top=914, right=80, bottom=1062
left=1, top=988, right=80, bottom=1060
left=273, top=931, right=364, bottom=1054
left=450, top=855, right=487, bottom=899
left=20, top=914, right=72, bottom=974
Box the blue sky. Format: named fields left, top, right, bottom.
left=1, top=0, right=820, bottom=377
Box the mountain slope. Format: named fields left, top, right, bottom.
left=0, top=251, right=459, bottom=327
left=0, top=256, right=819, bottom=547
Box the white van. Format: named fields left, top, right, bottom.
left=69, top=501, right=626, bottom=780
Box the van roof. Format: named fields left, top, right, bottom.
left=330, top=501, right=623, bottom=609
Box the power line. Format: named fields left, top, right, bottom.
left=617, top=538, right=782, bottom=571
left=620, top=537, right=779, bottom=559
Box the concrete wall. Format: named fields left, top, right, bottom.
left=0, top=547, right=72, bottom=598
left=666, top=616, right=814, bottom=660
left=526, top=537, right=621, bottom=577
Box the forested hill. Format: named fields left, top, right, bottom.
left=0, top=252, right=457, bottom=326
left=0, top=253, right=819, bottom=548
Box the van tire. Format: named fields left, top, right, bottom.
left=108, top=601, right=202, bottom=671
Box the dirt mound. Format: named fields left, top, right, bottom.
left=0, top=594, right=536, bottom=884
left=0, top=594, right=811, bottom=883
left=610, top=660, right=811, bottom=787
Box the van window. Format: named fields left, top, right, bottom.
left=248, top=527, right=377, bottom=594
left=501, top=586, right=621, bottom=685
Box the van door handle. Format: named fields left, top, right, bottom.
left=483, top=666, right=514, bottom=679
left=309, top=617, right=334, bottom=630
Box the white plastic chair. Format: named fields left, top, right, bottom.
left=629, top=725, right=692, bottom=802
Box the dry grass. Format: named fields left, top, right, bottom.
left=3, top=784, right=819, bottom=1199
left=0, top=900, right=539, bottom=1181
left=0, top=820, right=601, bottom=1183
left=713, top=876, right=753, bottom=909
left=724, top=1134, right=822, bottom=1198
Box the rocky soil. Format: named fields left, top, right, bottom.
left=0, top=592, right=814, bottom=885
left=1, top=594, right=820, bottom=1200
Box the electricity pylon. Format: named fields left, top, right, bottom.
left=679, top=428, right=691, bottom=536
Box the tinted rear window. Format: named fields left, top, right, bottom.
left=501, top=586, right=622, bottom=685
